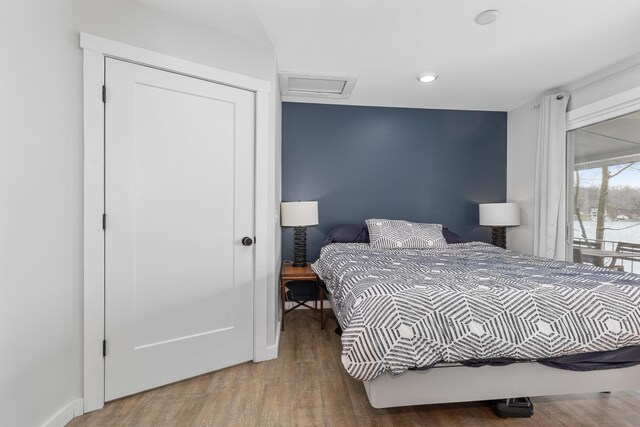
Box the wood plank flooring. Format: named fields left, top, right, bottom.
left=69, top=311, right=640, bottom=426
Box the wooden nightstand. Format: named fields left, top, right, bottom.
left=280, top=262, right=324, bottom=331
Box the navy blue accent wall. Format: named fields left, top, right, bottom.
left=282, top=102, right=507, bottom=263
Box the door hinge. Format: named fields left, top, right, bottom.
left=254, top=236, right=256, bottom=244
left=102, top=85, right=106, bottom=103
left=103, top=340, right=106, bottom=357
left=102, top=213, right=106, bottom=230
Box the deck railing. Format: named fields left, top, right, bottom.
left=572, top=238, right=640, bottom=273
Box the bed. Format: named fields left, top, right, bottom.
left=312, top=222, right=640, bottom=408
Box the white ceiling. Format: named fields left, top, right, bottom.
left=138, top=0, right=640, bottom=111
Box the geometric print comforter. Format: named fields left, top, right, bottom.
left=312, top=242, right=640, bottom=381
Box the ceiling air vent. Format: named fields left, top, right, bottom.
left=279, top=71, right=358, bottom=99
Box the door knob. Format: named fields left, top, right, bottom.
left=242, top=237, right=253, bottom=246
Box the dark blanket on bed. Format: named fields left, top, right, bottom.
left=455, top=345, right=640, bottom=371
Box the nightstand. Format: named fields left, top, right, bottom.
left=280, top=262, right=324, bottom=331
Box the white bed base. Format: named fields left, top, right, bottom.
left=363, top=361, right=640, bottom=408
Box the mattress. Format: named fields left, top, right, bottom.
left=312, top=242, right=640, bottom=381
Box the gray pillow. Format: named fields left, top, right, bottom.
left=366, top=219, right=447, bottom=249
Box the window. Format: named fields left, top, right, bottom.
left=568, top=110, right=640, bottom=272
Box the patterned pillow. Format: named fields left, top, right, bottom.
left=365, top=219, right=447, bottom=249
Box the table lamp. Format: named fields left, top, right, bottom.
left=281, top=201, right=319, bottom=267
left=479, top=202, right=520, bottom=249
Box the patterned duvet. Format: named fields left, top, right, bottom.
left=312, top=242, right=640, bottom=381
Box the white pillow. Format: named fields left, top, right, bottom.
left=366, top=219, right=447, bottom=249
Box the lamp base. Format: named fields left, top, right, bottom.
left=292, top=226, right=308, bottom=267
left=491, top=226, right=507, bottom=249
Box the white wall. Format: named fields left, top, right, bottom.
left=506, top=101, right=540, bottom=254
left=1, top=1, right=280, bottom=425
left=1, top=1, right=82, bottom=426
left=73, top=0, right=276, bottom=82
left=507, top=53, right=640, bottom=255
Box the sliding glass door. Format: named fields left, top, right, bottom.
left=567, top=110, right=640, bottom=272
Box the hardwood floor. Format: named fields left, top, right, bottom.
left=69, top=311, right=640, bottom=426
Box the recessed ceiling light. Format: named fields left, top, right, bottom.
left=475, top=9, right=500, bottom=25
left=418, top=73, right=438, bottom=83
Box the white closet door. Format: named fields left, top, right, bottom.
left=104, top=58, right=255, bottom=400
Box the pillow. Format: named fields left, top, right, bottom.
left=442, top=228, right=467, bottom=244
left=366, top=219, right=448, bottom=249
left=320, top=223, right=467, bottom=246
left=321, top=224, right=369, bottom=247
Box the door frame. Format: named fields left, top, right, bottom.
left=81, top=33, right=273, bottom=412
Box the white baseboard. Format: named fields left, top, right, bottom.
left=254, top=322, right=281, bottom=362
left=42, top=398, right=84, bottom=427
left=264, top=325, right=281, bottom=360
left=73, top=399, right=84, bottom=417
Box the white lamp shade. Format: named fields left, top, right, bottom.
left=479, top=202, right=520, bottom=226
left=281, top=201, right=319, bottom=226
